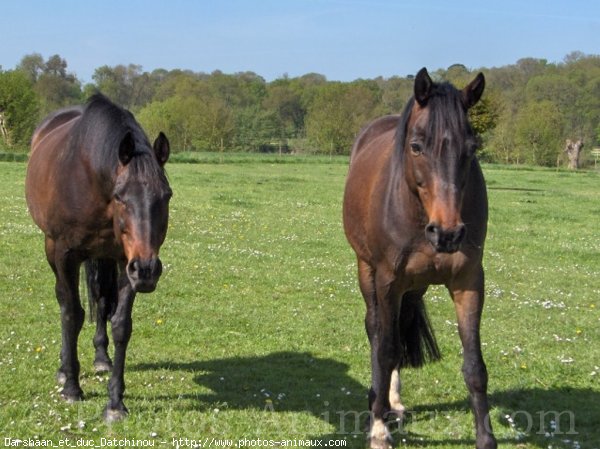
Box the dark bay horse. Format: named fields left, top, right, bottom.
left=25, top=94, right=172, bottom=421
left=343, top=68, right=496, bottom=449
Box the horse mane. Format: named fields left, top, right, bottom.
left=69, top=94, right=167, bottom=186
left=394, top=81, right=473, bottom=164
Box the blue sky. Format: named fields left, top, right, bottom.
left=2, top=0, right=599, bottom=83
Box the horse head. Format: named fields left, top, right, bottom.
left=112, top=131, right=172, bottom=292
left=403, top=68, right=485, bottom=253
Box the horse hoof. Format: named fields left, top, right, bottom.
left=369, top=437, right=392, bottom=449
left=389, top=403, right=406, bottom=420
left=60, top=391, right=83, bottom=403
left=476, top=435, right=498, bottom=449
left=369, top=420, right=392, bottom=449
left=104, top=407, right=128, bottom=423
left=94, top=361, right=113, bottom=374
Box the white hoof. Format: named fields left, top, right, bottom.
left=369, top=419, right=392, bottom=449
left=389, top=400, right=406, bottom=419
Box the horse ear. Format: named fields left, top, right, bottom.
left=414, top=67, right=433, bottom=107
left=153, top=132, right=170, bottom=166
left=118, top=131, right=135, bottom=165
left=461, top=72, right=485, bottom=109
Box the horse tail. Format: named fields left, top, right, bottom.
left=84, top=259, right=118, bottom=323
left=397, top=291, right=441, bottom=368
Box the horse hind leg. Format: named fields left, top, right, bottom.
left=387, top=289, right=439, bottom=417
left=85, top=259, right=117, bottom=373
left=388, top=368, right=405, bottom=416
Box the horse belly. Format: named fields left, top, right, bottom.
left=25, top=157, right=59, bottom=234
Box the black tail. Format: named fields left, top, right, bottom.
left=397, top=291, right=441, bottom=368
left=85, top=259, right=118, bottom=323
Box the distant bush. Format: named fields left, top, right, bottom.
left=0, top=152, right=28, bottom=162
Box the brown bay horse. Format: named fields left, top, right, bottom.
left=25, top=94, right=172, bottom=421
left=343, top=69, right=496, bottom=449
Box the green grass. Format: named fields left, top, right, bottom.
left=0, top=158, right=599, bottom=449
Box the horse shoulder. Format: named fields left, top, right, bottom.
left=344, top=116, right=400, bottom=263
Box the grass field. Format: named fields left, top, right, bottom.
left=0, top=157, right=599, bottom=449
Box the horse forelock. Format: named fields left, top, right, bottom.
left=120, top=152, right=170, bottom=193
left=396, top=83, right=473, bottom=159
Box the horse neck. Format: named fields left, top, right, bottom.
left=383, top=149, right=427, bottom=231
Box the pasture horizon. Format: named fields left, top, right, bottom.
left=0, top=158, right=598, bottom=448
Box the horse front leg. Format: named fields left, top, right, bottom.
left=368, top=269, right=401, bottom=449
left=104, top=271, right=135, bottom=422
left=46, top=238, right=85, bottom=402
left=449, top=267, right=497, bottom=449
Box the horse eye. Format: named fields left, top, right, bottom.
left=113, top=194, right=125, bottom=205
left=467, top=138, right=480, bottom=156
left=410, top=142, right=423, bottom=156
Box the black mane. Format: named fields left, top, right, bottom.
left=69, top=94, right=167, bottom=187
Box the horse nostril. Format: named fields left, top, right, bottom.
left=127, top=259, right=140, bottom=278
left=425, top=223, right=439, bottom=238
left=425, top=222, right=465, bottom=253
left=454, top=224, right=466, bottom=244
left=152, top=258, right=163, bottom=278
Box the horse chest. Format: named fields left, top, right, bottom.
left=402, top=246, right=466, bottom=287
left=50, top=209, right=120, bottom=257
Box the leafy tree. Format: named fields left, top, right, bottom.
left=138, top=94, right=233, bottom=152
left=233, top=106, right=280, bottom=152
left=16, top=53, right=45, bottom=83
left=486, top=111, right=519, bottom=164
left=0, top=70, right=40, bottom=149
left=16, top=54, right=82, bottom=115
left=377, top=76, right=413, bottom=114
left=469, top=91, right=500, bottom=137
left=515, top=100, right=565, bottom=166
left=92, top=64, right=157, bottom=110
left=264, top=81, right=305, bottom=138
left=305, top=82, right=380, bottom=154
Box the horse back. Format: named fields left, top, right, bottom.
left=30, top=106, right=82, bottom=153
left=349, top=115, right=400, bottom=165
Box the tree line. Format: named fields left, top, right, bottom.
left=1, top=51, right=599, bottom=167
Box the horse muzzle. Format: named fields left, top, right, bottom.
left=425, top=222, right=466, bottom=254
left=126, top=257, right=163, bottom=293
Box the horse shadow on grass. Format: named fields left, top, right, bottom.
left=133, top=353, right=600, bottom=448
left=133, top=352, right=368, bottom=445
left=397, top=387, right=599, bottom=447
